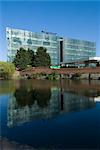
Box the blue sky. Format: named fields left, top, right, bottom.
left=0, top=0, right=100, bottom=61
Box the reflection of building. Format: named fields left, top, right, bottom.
left=7, top=88, right=96, bottom=128
left=7, top=88, right=60, bottom=127
left=6, top=27, right=96, bottom=65
left=62, top=92, right=95, bottom=112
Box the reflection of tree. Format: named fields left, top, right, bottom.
left=33, top=89, right=51, bottom=107
left=14, top=88, right=51, bottom=108
left=14, top=89, right=34, bottom=107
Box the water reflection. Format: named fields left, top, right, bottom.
left=14, top=88, right=51, bottom=108
left=7, top=80, right=99, bottom=128
left=0, top=79, right=100, bottom=149
left=7, top=81, right=60, bottom=127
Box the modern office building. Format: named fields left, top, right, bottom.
left=6, top=27, right=60, bottom=65
left=6, top=27, right=96, bottom=65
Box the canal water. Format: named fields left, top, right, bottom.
left=0, top=79, right=100, bottom=149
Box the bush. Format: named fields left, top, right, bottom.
left=0, top=62, right=15, bottom=79
left=47, top=72, right=60, bottom=80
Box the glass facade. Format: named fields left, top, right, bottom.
left=6, top=27, right=96, bottom=65
left=63, top=38, right=96, bottom=63
left=6, top=27, right=60, bottom=65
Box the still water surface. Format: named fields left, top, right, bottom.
left=0, top=79, right=100, bottom=149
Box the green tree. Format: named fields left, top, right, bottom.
left=34, top=47, right=51, bottom=67
left=0, top=62, right=15, bottom=79
left=27, top=48, right=34, bottom=66
left=13, top=47, right=34, bottom=70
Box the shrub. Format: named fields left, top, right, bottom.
left=0, top=62, right=15, bottom=79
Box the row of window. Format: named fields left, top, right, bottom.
left=64, top=51, right=95, bottom=55
left=7, top=29, right=58, bottom=41
left=8, top=43, right=95, bottom=56
left=7, top=34, right=95, bottom=51
left=64, top=45, right=96, bottom=50
left=66, top=39, right=95, bottom=47
left=9, top=37, right=58, bottom=47
left=64, top=57, right=89, bottom=62
left=64, top=54, right=93, bottom=57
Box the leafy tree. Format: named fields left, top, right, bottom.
left=13, top=47, right=34, bottom=70
left=27, top=48, right=34, bottom=66
left=34, top=47, right=51, bottom=67
left=0, top=61, right=15, bottom=79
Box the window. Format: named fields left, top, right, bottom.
left=51, top=42, right=58, bottom=47
left=50, top=35, right=57, bottom=41
left=43, top=41, right=50, bottom=46
left=45, top=34, right=49, bottom=40
left=13, top=37, right=22, bottom=44
left=32, top=40, right=42, bottom=45
left=27, top=39, right=32, bottom=45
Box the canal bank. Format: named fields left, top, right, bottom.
left=19, top=67, right=100, bottom=80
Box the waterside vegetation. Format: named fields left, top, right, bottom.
left=0, top=61, right=15, bottom=79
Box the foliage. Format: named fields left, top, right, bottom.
left=14, top=87, right=51, bottom=108
left=13, top=47, right=34, bottom=70
left=34, top=47, right=51, bottom=67
left=0, top=61, right=15, bottom=79
left=27, top=48, right=34, bottom=66
left=47, top=72, right=60, bottom=80
left=31, top=72, right=47, bottom=79
left=13, top=47, right=50, bottom=70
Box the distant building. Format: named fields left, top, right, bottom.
left=6, top=27, right=96, bottom=65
